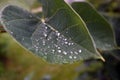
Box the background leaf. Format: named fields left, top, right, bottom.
left=72, top=2, right=117, bottom=51
left=104, top=15, right=120, bottom=47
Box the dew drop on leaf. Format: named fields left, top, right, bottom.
left=63, top=51, right=67, bottom=55
left=73, top=56, right=77, bottom=59
left=79, top=50, right=82, bottom=53
left=69, top=56, right=73, bottom=59
left=58, top=50, right=62, bottom=53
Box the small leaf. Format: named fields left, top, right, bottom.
left=72, top=2, right=117, bottom=50
left=0, top=3, right=103, bottom=63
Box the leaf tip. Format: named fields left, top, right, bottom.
left=100, top=56, right=105, bottom=62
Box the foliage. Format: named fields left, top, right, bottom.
left=0, top=0, right=120, bottom=80
left=0, top=0, right=118, bottom=64
left=0, top=0, right=119, bottom=62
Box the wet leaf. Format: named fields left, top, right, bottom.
left=0, top=1, right=103, bottom=63
left=72, top=2, right=117, bottom=50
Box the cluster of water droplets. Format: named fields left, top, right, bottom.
left=31, top=23, right=83, bottom=61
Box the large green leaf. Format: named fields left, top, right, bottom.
left=72, top=2, right=117, bottom=50
left=0, top=1, right=103, bottom=63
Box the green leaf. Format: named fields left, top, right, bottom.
left=0, top=1, right=103, bottom=63
left=72, top=2, right=117, bottom=50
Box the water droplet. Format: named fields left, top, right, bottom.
left=64, top=38, right=67, bottom=41
left=36, top=39, right=39, bottom=42
left=73, top=56, right=77, bottom=59
left=75, top=52, right=78, bottom=55
left=54, top=44, right=58, bottom=47
left=47, top=38, right=50, bottom=40
left=71, top=43, right=74, bottom=45
left=68, top=43, right=73, bottom=45
left=44, top=53, right=47, bottom=55
left=63, top=51, right=67, bottom=55
left=44, top=33, right=47, bottom=37
left=79, top=50, right=82, bottom=53
left=42, top=41, right=45, bottom=45
left=47, top=46, right=50, bottom=48
left=68, top=43, right=70, bottom=45
left=65, top=42, right=68, bottom=44
left=58, top=50, right=61, bottom=53
left=48, top=36, right=52, bottom=40
left=35, top=47, right=39, bottom=52
left=45, top=26, right=48, bottom=29
left=52, top=49, right=55, bottom=52
left=10, top=32, right=13, bottom=34
left=70, top=51, right=73, bottom=54
left=69, top=56, right=72, bottom=59
left=58, top=47, right=60, bottom=49
left=57, top=32, right=60, bottom=36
